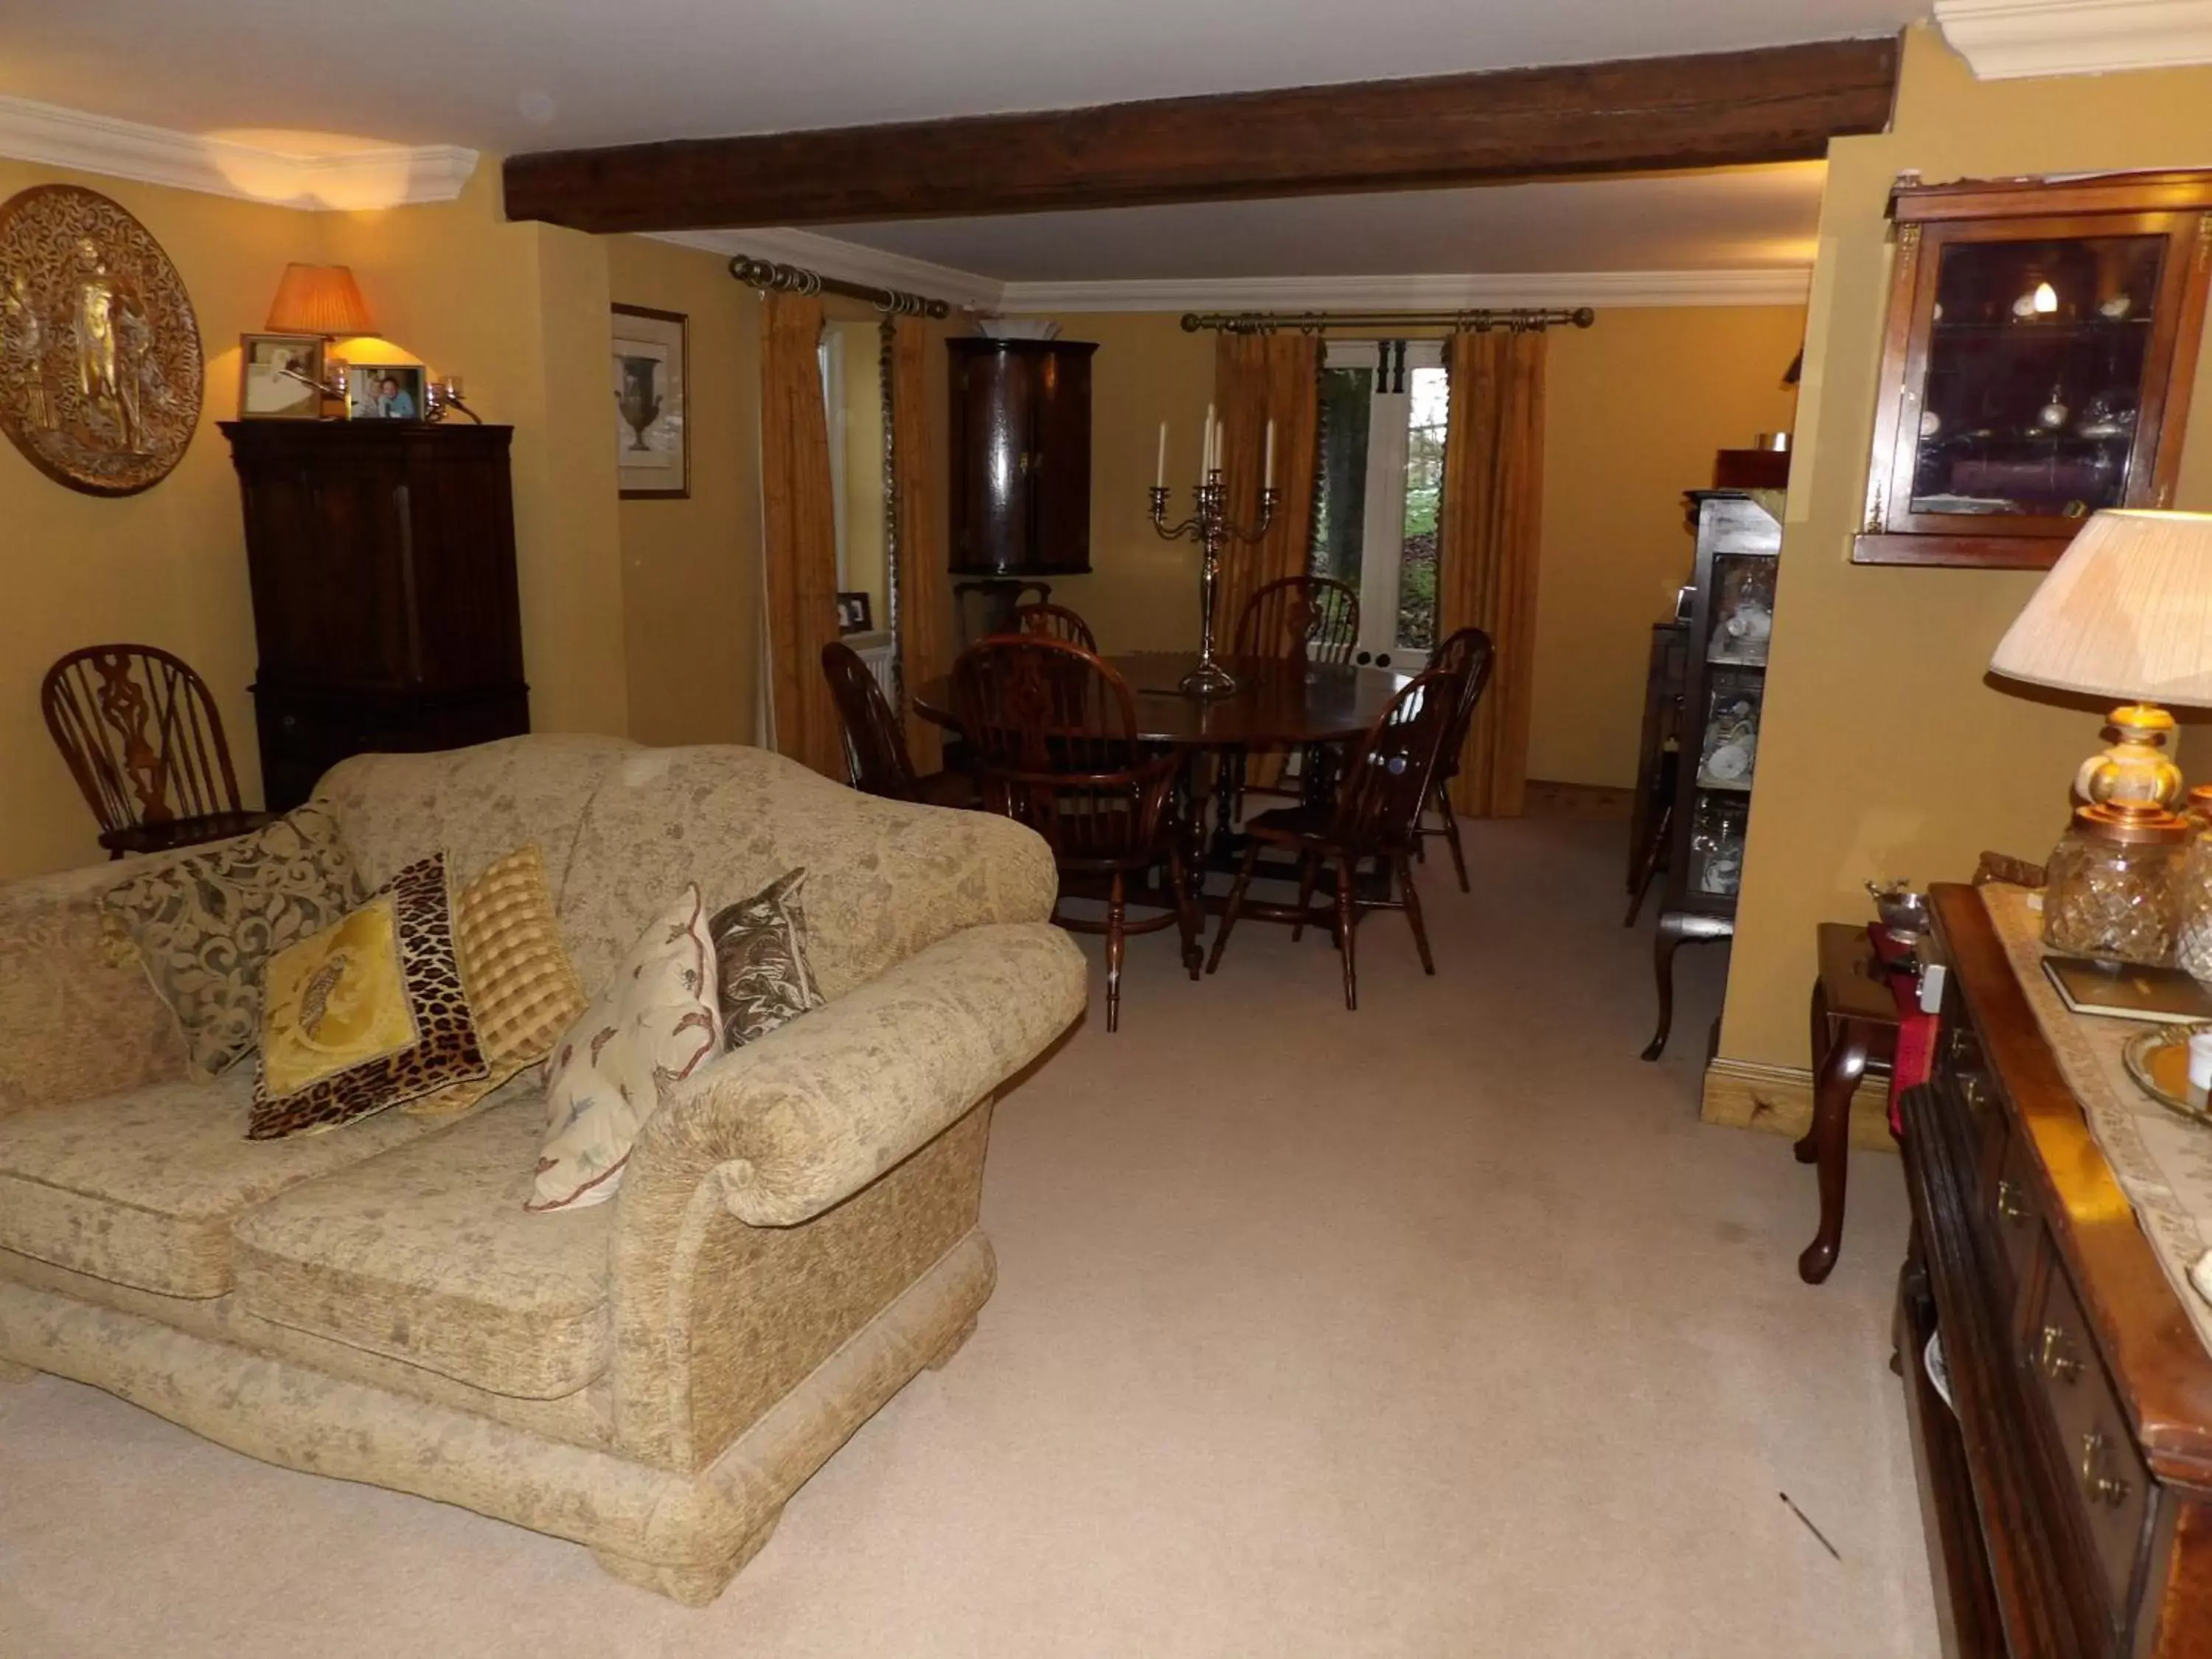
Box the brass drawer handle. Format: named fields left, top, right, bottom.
left=2037, top=1324, right=2081, bottom=1385
left=1960, top=1075, right=1987, bottom=1110
left=1997, top=1179, right=2029, bottom=1224
left=2079, top=1430, right=2131, bottom=1508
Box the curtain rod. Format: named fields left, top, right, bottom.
left=1180, top=307, right=1596, bottom=335
left=728, top=255, right=952, bottom=319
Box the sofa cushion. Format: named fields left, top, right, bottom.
left=100, top=803, right=361, bottom=1079
left=232, top=1095, right=612, bottom=1399
left=250, top=854, right=490, bottom=1141
left=0, top=1073, right=439, bottom=1298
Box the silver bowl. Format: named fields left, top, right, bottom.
left=1868, top=881, right=1931, bottom=936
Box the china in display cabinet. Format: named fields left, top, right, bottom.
left=1855, top=170, right=2212, bottom=569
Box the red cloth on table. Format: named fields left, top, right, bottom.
left=1871, top=923, right=1936, bottom=1141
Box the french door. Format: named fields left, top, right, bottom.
left=1311, top=339, right=1450, bottom=671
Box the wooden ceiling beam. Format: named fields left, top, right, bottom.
left=501, top=37, right=1900, bottom=234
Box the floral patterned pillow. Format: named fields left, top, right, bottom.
left=527, top=885, right=720, bottom=1213
left=102, top=804, right=361, bottom=1080
left=708, top=869, right=824, bottom=1049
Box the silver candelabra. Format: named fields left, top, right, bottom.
left=1148, top=468, right=1279, bottom=699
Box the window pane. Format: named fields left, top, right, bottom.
left=1312, top=367, right=1372, bottom=587
left=1397, top=366, right=1449, bottom=653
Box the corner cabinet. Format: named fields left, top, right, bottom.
left=1642, top=490, right=1781, bottom=1061
left=220, top=421, right=530, bottom=811
left=1855, top=170, right=2212, bottom=570
left=947, top=338, right=1096, bottom=579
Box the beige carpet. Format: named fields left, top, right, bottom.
left=0, top=814, right=1935, bottom=1658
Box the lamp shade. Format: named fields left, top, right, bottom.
left=1989, top=509, right=2212, bottom=708
left=265, top=263, right=376, bottom=337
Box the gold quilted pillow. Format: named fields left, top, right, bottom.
left=249, top=854, right=489, bottom=1140
left=404, top=844, right=587, bottom=1119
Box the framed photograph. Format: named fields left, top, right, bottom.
left=835, top=591, right=874, bottom=635
left=611, top=303, right=688, bottom=498
left=239, top=333, right=324, bottom=420
left=345, top=363, right=427, bottom=421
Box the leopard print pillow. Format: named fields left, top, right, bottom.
left=248, top=854, right=489, bottom=1141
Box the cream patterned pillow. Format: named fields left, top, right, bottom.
left=102, top=804, right=360, bottom=1079
left=527, top=886, right=720, bottom=1213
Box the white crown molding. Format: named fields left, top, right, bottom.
left=0, top=94, right=478, bottom=209
left=992, top=267, right=1814, bottom=314
left=1935, top=0, right=2212, bottom=77
left=650, top=226, right=1007, bottom=312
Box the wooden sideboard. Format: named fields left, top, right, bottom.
left=1902, top=886, right=2212, bottom=1656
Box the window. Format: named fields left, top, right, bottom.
left=1311, top=339, right=1450, bottom=668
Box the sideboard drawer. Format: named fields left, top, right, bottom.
left=2029, top=1265, right=2151, bottom=1629
left=1989, top=1127, right=2042, bottom=1292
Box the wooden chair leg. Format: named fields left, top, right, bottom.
left=1105, top=870, right=1127, bottom=1033
left=1335, top=852, right=1360, bottom=1011
left=1290, top=849, right=1320, bottom=942
left=1169, top=846, right=1203, bottom=979
left=1205, top=843, right=1263, bottom=975
left=1436, top=784, right=1470, bottom=893
left=1395, top=855, right=1436, bottom=975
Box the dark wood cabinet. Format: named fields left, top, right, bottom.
left=1904, top=886, right=2212, bottom=1656
left=947, top=338, right=1096, bottom=577
left=1855, top=170, right=2212, bottom=570
left=220, top=421, right=529, bottom=810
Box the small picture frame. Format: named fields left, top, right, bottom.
left=345, top=363, right=428, bottom=421
left=835, top=592, right=874, bottom=635
left=238, top=333, right=324, bottom=420
left=612, top=303, right=689, bottom=498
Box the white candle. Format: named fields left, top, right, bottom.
left=1264, top=419, right=1276, bottom=489
left=1155, top=422, right=1166, bottom=490
left=1203, top=404, right=1217, bottom=476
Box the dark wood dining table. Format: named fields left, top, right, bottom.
left=911, top=650, right=1413, bottom=876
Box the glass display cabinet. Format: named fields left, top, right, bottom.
left=1855, top=170, right=2212, bottom=569
left=1643, top=490, right=1781, bottom=1061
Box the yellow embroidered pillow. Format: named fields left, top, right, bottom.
left=249, top=854, right=489, bottom=1140
left=403, top=844, right=588, bottom=1119
left=260, top=897, right=416, bottom=1098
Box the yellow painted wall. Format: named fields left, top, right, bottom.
left=1039, top=313, right=1214, bottom=651
left=0, top=161, right=633, bottom=881
left=1533, top=307, right=1804, bottom=786
left=0, top=159, right=319, bottom=878
left=605, top=236, right=763, bottom=745
left=1036, top=306, right=1804, bottom=785
left=1721, top=25, right=2212, bottom=1070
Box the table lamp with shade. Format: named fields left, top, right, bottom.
left=1989, top=508, right=2212, bottom=965
left=265, top=263, right=377, bottom=415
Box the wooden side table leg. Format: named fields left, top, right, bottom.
left=1798, top=1018, right=1871, bottom=1285
left=1796, top=981, right=1833, bottom=1166
left=1641, top=913, right=1691, bottom=1061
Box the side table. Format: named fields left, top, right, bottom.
left=1798, top=922, right=1899, bottom=1284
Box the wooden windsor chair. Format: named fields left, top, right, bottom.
left=1228, top=574, right=1363, bottom=813
left=1205, top=664, right=1464, bottom=1010
left=41, top=644, right=271, bottom=858
left=1012, top=602, right=1099, bottom=653
left=953, top=635, right=1200, bottom=1032
left=820, top=641, right=975, bottom=808
left=1415, top=626, right=1497, bottom=891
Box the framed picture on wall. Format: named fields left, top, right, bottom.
left=835, top=591, right=874, bottom=635
left=611, top=303, right=688, bottom=499
left=238, top=333, right=324, bottom=420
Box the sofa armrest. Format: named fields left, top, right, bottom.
left=0, top=861, right=189, bottom=1116
left=637, top=921, right=1087, bottom=1227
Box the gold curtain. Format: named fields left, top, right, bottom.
left=758, top=291, right=845, bottom=779
left=1437, top=328, right=1547, bottom=820
left=1214, top=331, right=1321, bottom=644
left=890, top=316, right=954, bottom=773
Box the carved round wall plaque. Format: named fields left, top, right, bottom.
left=0, top=184, right=204, bottom=495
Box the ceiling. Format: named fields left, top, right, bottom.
left=8, top=1, right=1923, bottom=156
left=814, top=165, right=1828, bottom=285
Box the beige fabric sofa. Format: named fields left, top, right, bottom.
left=0, top=736, right=1086, bottom=1604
